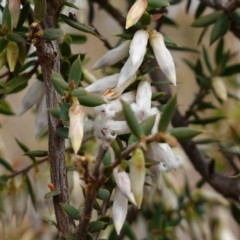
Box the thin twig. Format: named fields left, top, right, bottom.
left=6, top=157, right=48, bottom=179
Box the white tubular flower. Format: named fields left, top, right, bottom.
left=103, top=73, right=136, bottom=101
left=112, top=187, right=128, bottom=235
left=18, top=80, right=45, bottom=116
left=95, top=91, right=136, bottom=119
left=129, top=30, right=149, bottom=65
left=92, top=41, right=130, bottom=70
left=93, top=117, right=130, bottom=140
left=126, top=0, right=148, bottom=29
left=113, top=168, right=136, bottom=205
left=85, top=74, right=119, bottom=94
left=145, top=142, right=183, bottom=172
left=149, top=30, right=176, bottom=86
left=131, top=80, right=158, bottom=121
left=130, top=148, right=145, bottom=209
left=212, top=77, right=227, bottom=101
left=35, top=95, right=48, bottom=137
left=69, top=97, right=85, bottom=154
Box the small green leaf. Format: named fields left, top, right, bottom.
left=0, top=157, right=13, bottom=172
left=192, top=11, right=222, bottom=27
left=197, top=27, right=208, bottom=45
left=190, top=116, right=225, bottom=125
left=48, top=108, right=60, bottom=118
left=71, top=88, right=87, bottom=97
left=18, top=42, right=27, bottom=66
left=167, top=45, right=199, bottom=53
left=51, top=71, right=69, bottom=95
left=158, top=94, right=177, bottom=132
left=7, top=32, right=26, bottom=43
left=68, top=55, right=82, bottom=87
left=56, top=127, right=69, bottom=139
left=210, top=14, right=229, bottom=45
left=78, top=94, right=105, bottom=107
left=65, top=233, right=78, bottom=240
left=44, top=190, right=61, bottom=199
left=42, top=29, right=63, bottom=40
left=139, top=12, right=151, bottom=26
left=168, top=127, right=202, bottom=141
left=60, top=14, right=99, bottom=37
left=148, top=0, right=170, bottom=8
left=0, top=37, right=8, bottom=53
left=0, top=100, right=15, bottom=115
left=89, top=221, right=106, bottom=233
left=110, top=139, right=122, bottom=161
left=60, top=203, right=79, bottom=220
left=61, top=60, right=71, bottom=77
left=15, top=138, right=36, bottom=163
left=121, top=100, right=144, bottom=139
left=2, top=5, right=11, bottom=31
left=122, top=222, right=137, bottom=240
left=34, top=0, right=47, bottom=22
left=24, top=150, right=48, bottom=157
left=63, top=2, right=80, bottom=10
left=97, top=188, right=110, bottom=201
left=16, top=2, right=30, bottom=30
left=103, top=150, right=111, bottom=166
left=195, top=3, right=206, bottom=18
left=202, top=46, right=212, bottom=73
left=25, top=174, right=37, bottom=210
left=220, top=64, right=240, bottom=76
left=129, top=115, right=156, bottom=144
left=215, top=38, right=224, bottom=65
left=152, top=92, right=166, bottom=101
left=69, top=34, right=87, bottom=44
left=61, top=41, right=71, bottom=58
left=60, top=103, right=71, bottom=121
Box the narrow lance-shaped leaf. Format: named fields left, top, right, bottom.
left=15, top=138, right=36, bottom=163
left=89, top=221, right=106, bottom=233
left=63, top=2, right=80, bottom=10
left=7, top=32, right=26, bottom=43
left=24, top=150, right=48, bottom=157
left=42, top=29, right=63, bottom=40
left=51, top=70, right=69, bottom=95
left=168, top=127, right=203, bottom=141
left=68, top=55, right=82, bottom=87
left=56, top=127, right=69, bottom=139
left=77, top=94, right=105, bottom=107
left=202, top=45, right=212, bottom=73
left=210, top=14, right=229, bottom=45
left=25, top=174, right=37, bottom=210
left=0, top=157, right=13, bottom=172
left=44, top=190, right=61, bottom=199
left=192, top=11, right=222, bottom=27
left=121, top=100, right=144, bottom=139
left=148, top=0, right=169, bottom=8
left=215, top=38, right=224, bottom=66
left=60, top=203, right=79, bottom=220
left=158, top=94, right=177, bottom=132
left=190, top=116, right=225, bottom=124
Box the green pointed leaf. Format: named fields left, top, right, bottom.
left=60, top=203, right=79, bottom=220
left=162, top=15, right=177, bottom=26
left=18, top=42, right=27, bottom=65
left=69, top=34, right=87, bottom=44
left=44, top=190, right=61, bottom=199
left=192, top=11, right=222, bottom=27
left=152, top=92, right=166, bottom=101
left=195, top=2, right=206, bottom=18
left=148, top=0, right=170, bottom=8
left=197, top=27, right=208, bottom=45
left=71, top=88, right=87, bottom=97
left=122, top=222, right=137, bottom=240
left=0, top=157, right=13, bottom=172
left=202, top=46, right=212, bottom=73
left=61, top=60, right=71, bottom=77
left=121, top=100, right=144, bottom=139
left=65, top=233, right=78, bottom=240
left=68, top=55, right=82, bottom=87
left=25, top=150, right=48, bottom=157
left=16, top=2, right=30, bottom=30
left=34, top=0, right=47, bottom=22
left=0, top=100, right=15, bottom=115
left=56, top=127, right=69, bottom=139
left=168, top=127, right=202, bottom=141
left=25, top=174, right=37, bottom=210
left=220, top=64, right=240, bottom=76
left=48, top=108, right=60, bottom=118
left=110, top=139, right=122, bottom=161
left=78, top=94, right=105, bottom=107
left=103, top=150, right=111, bottom=166
left=63, top=2, right=80, bottom=10
left=129, top=115, right=156, bottom=144
left=190, top=116, right=225, bottom=124
left=0, top=37, right=8, bottom=53
left=158, top=94, right=177, bottom=132
left=61, top=41, right=71, bottom=57
left=7, top=32, right=26, bottom=43
left=42, top=29, right=63, bottom=40
left=139, top=12, right=151, bottom=26
left=89, top=221, right=106, bottom=233
left=210, top=14, right=229, bottom=45
left=167, top=45, right=199, bottom=53
left=51, top=71, right=69, bottom=95
left=97, top=188, right=110, bottom=201
left=60, top=14, right=99, bottom=37
left=215, top=38, right=224, bottom=65
left=2, top=6, right=11, bottom=31
left=60, top=103, right=71, bottom=121
left=15, top=138, right=36, bottom=163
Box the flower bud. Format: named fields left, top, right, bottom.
left=212, top=77, right=227, bottom=101
left=9, top=0, right=21, bottom=28
left=6, top=41, right=19, bottom=72
left=69, top=97, right=85, bottom=154
left=129, top=30, right=149, bottom=65
left=149, top=30, right=176, bottom=86
left=126, top=0, right=148, bottom=29
left=92, top=41, right=130, bottom=70
left=130, top=148, right=145, bottom=208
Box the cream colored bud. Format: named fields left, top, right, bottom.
left=130, top=148, right=145, bottom=208
left=212, top=77, right=227, bottom=101
left=126, top=0, right=148, bottom=29
left=6, top=41, right=19, bottom=72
